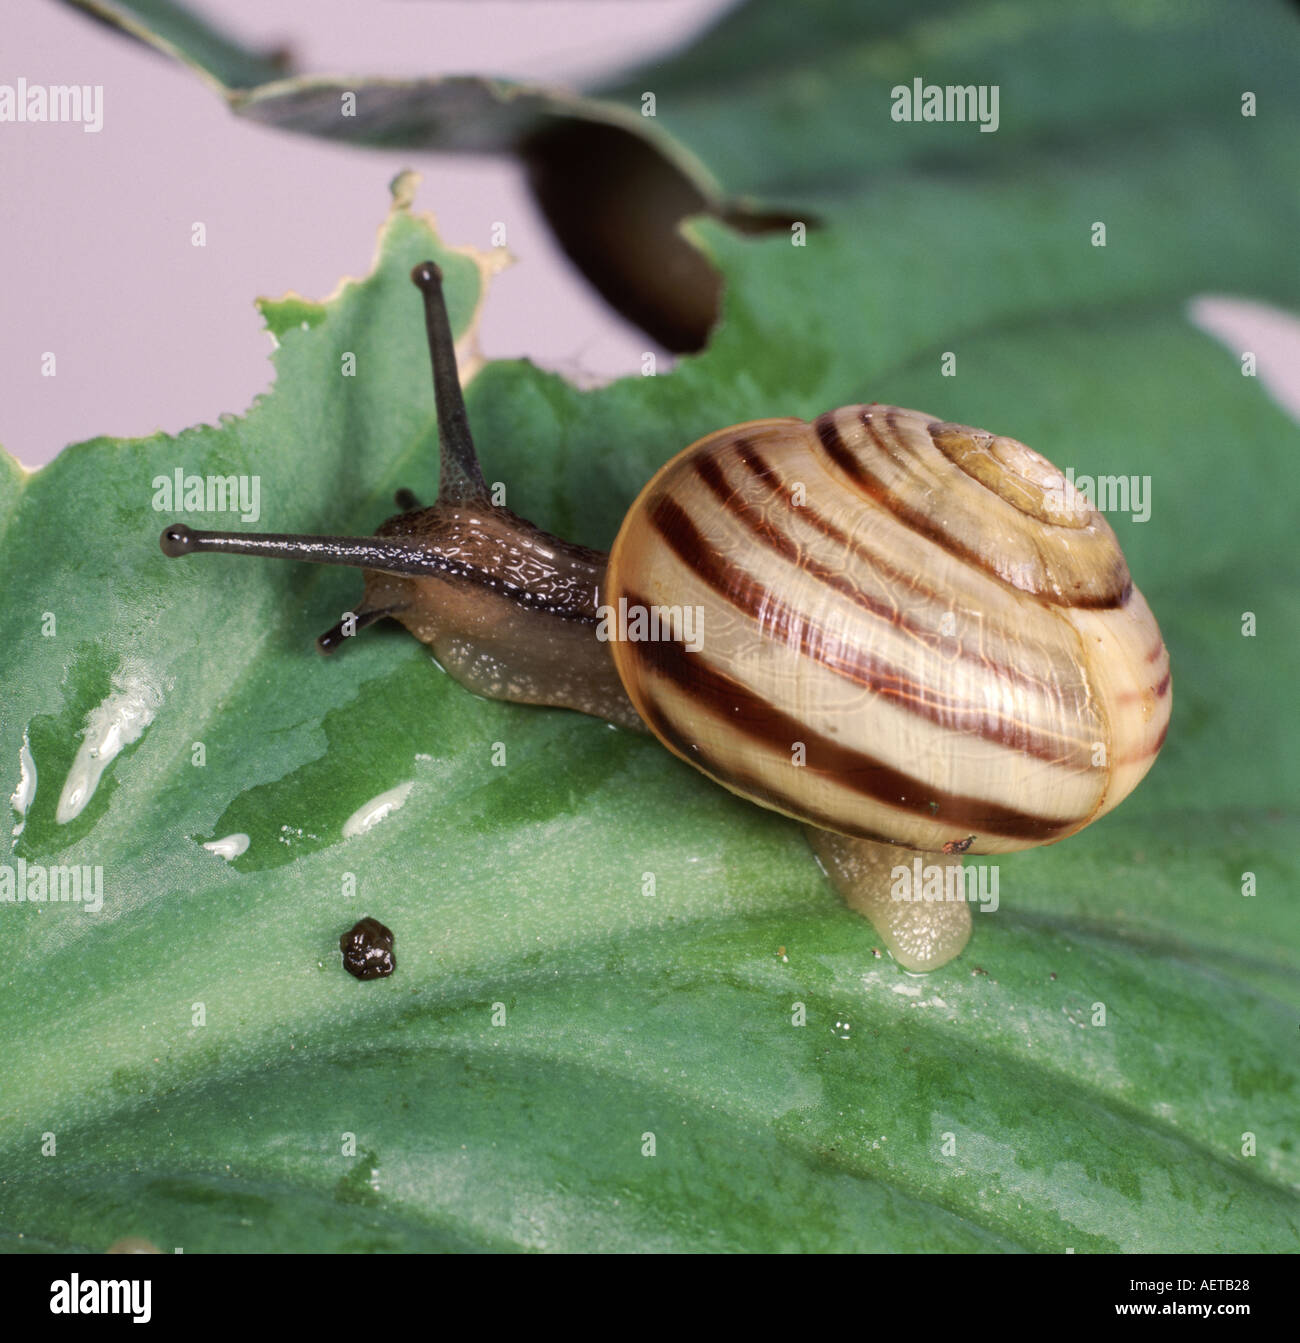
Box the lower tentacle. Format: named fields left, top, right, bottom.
left=316, top=605, right=402, bottom=654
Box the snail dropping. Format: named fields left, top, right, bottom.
left=340, top=917, right=395, bottom=981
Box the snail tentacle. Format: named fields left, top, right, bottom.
left=410, top=260, right=489, bottom=506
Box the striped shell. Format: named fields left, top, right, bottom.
left=605, top=405, right=1171, bottom=855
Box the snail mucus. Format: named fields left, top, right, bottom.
left=161, top=261, right=1171, bottom=971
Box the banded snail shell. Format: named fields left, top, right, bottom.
left=606, top=404, right=1172, bottom=856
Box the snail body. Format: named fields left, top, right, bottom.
left=162, top=262, right=1170, bottom=971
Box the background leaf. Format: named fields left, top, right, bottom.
left=3, top=0, right=1298, bottom=1252
left=64, top=0, right=288, bottom=90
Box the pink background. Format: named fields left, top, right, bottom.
left=1, top=0, right=733, bottom=467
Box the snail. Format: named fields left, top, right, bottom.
left=160, top=261, right=1172, bottom=971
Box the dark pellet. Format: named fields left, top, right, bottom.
left=340, top=916, right=395, bottom=980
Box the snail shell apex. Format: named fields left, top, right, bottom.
left=605, top=405, right=1171, bottom=855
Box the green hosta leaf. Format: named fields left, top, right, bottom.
left=63, top=0, right=287, bottom=90
left=7, top=0, right=1300, bottom=1253
left=57, top=0, right=717, bottom=193
left=597, top=0, right=1300, bottom=199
